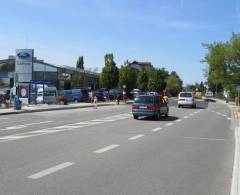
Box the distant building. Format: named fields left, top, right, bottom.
left=0, top=50, right=99, bottom=90
left=129, top=61, right=153, bottom=70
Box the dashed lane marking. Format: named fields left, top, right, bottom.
left=28, top=162, right=75, bottom=179
left=94, top=144, right=120, bottom=153
left=176, top=119, right=182, bottom=122
left=151, top=127, right=163, bottom=132
left=128, top=134, right=145, bottom=140
left=1, top=121, right=53, bottom=131
left=165, top=123, right=174, bottom=127
left=183, top=116, right=189, bottom=119
left=0, top=118, right=8, bottom=120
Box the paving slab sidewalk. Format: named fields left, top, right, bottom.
left=0, top=102, right=117, bottom=116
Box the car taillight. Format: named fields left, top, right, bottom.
left=147, top=105, right=159, bottom=110
left=132, top=105, right=139, bottom=109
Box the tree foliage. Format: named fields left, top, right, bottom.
left=202, top=33, right=240, bottom=97
left=100, top=53, right=119, bottom=89
left=76, top=56, right=84, bottom=69
left=137, top=68, right=148, bottom=91
left=147, top=68, right=169, bottom=92
left=166, top=71, right=183, bottom=96
left=118, top=61, right=138, bottom=92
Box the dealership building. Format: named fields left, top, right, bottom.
left=0, top=49, right=100, bottom=90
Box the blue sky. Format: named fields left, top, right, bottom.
left=0, top=0, right=240, bottom=85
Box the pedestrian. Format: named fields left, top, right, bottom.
left=93, top=95, right=98, bottom=109
left=163, top=94, right=168, bottom=104
left=116, top=95, right=120, bottom=105
left=226, top=91, right=229, bottom=103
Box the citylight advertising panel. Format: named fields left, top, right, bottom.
left=15, top=49, right=34, bottom=83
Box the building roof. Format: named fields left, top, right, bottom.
left=130, top=61, right=153, bottom=70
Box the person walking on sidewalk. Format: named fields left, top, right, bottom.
left=93, top=95, right=98, bottom=109
left=116, top=94, right=120, bottom=105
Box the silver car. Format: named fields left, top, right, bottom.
left=178, top=92, right=196, bottom=108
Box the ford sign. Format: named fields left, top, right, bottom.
left=17, top=52, right=30, bottom=59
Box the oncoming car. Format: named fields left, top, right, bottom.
left=132, top=95, right=169, bottom=120
left=178, top=92, right=196, bottom=108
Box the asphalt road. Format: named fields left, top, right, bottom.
left=0, top=99, right=235, bottom=195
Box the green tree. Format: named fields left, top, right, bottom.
left=137, top=68, right=148, bottom=91
left=100, top=53, right=119, bottom=89
left=118, top=61, right=138, bottom=92
left=202, top=42, right=227, bottom=94
left=166, top=71, right=183, bottom=96
left=147, top=68, right=169, bottom=92
left=76, top=56, right=84, bottom=69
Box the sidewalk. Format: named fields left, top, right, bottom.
left=214, top=99, right=240, bottom=195
left=0, top=101, right=117, bottom=116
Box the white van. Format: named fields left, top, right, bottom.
left=178, top=92, right=196, bottom=108
left=36, top=87, right=58, bottom=104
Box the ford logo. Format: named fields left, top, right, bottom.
left=17, top=52, right=30, bottom=59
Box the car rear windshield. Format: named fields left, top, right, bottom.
left=180, top=93, right=192, bottom=97
left=134, top=96, right=154, bottom=104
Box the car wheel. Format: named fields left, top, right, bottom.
left=165, top=112, right=169, bottom=117
left=178, top=105, right=181, bottom=108
left=156, top=113, right=160, bottom=120
left=133, top=115, right=138, bottom=119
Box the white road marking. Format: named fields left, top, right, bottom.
left=0, top=119, right=28, bottom=125
left=223, top=114, right=227, bottom=117
left=128, top=134, right=145, bottom=140
left=2, top=121, right=53, bottom=131
left=227, top=117, right=231, bottom=120
left=91, top=119, right=114, bottom=122
left=0, top=118, right=8, bottom=120
left=165, top=123, right=174, bottom=127
left=176, top=119, right=182, bottom=122
left=28, top=162, right=75, bottom=179
left=182, top=136, right=230, bottom=141
left=0, top=112, right=132, bottom=143
left=151, top=127, right=162, bottom=132
left=94, top=144, right=120, bottom=153
left=183, top=116, right=189, bottom=119
left=189, top=113, right=194, bottom=116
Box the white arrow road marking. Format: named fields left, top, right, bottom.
left=128, top=134, right=145, bottom=140
left=94, top=144, right=120, bottom=153
left=28, top=162, right=75, bottom=179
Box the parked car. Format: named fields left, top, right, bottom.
left=60, top=88, right=89, bottom=103
left=132, top=94, right=169, bottom=120
left=178, top=92, right=196, bottom=108
left=36, top=87, right=58, bottom=104
left=0, top=89, right=11, bottom=104
left=109, top=89, right=123, bottom=100
left=93, top=91, right=106, bottom=101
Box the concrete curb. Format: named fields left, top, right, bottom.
left=0, top=103, right=116, bottom=116
left=214, top=98, right=240, bottom=195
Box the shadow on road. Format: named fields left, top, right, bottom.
left=138, top=116, right=179, bottom=122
